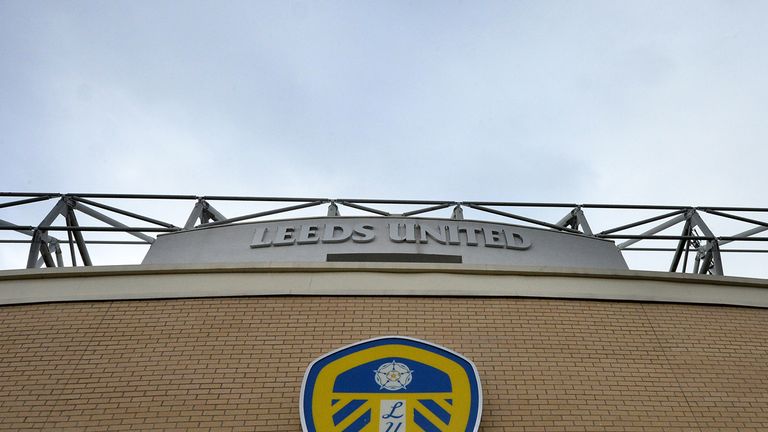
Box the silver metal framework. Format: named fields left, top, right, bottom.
left=2, top=193, right=767, bottom=276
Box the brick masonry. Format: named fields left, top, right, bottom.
left=0, top=296, right=767, bottom=431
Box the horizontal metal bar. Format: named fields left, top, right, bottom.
left=0, top=239, right=149, bottom=245
left=623, top=247, right=768, bottom=253
left=0, top=219, right=59, bottom=243
left=68, top=193, right=199, bottom=200
left=1, top=193, right=332, bottom=203
left=0, top=195, right=57, bottom=209
left=718, top=225, right=768, bottom=248
left=582, top=204, right=688, bottom=210
left=700, top=208, right=768, bottom=228
left=598, top=209, right=686, bottom=236
left=696, top=206, right=768, bottom=212
left=73, top=203, right=155, bottom=243
left=464, top=201, right=578, bottom=208
left=2, top=193, right=768, bottom=212
left=401, top=203, right=454, bottom=217
left=5, top=232, right=751, bottom=241
left=73, top=197, right=177, bottom=228
left=466, top=204, right=581, bottom=233
left=602, top=235, right=768, bottom=241
left=343, top=199, right=455, bottom=206
left=604, top=235, right=714, bottom=240
left=199, top=201, right=326, bottom=227
left=0, top=192, right=64, bottom=198
left=203, top=196, right=330, bottom=203
left=337, top=201, right=391, bottom=216
left=0, top=226, right=174, bottom=232
left=615, top=213, right=688, bottom=250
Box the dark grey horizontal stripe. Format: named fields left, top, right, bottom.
left=327, top=253, right=462, bottom=264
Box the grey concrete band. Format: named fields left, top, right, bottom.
left=1, top=263, right=767, bottom=308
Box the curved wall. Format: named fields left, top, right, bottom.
left=1, top=267, right=767, bottom=431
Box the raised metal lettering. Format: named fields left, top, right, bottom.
left=389, top=223, right=407, bottom=243
left=250, top=226, right=271, bottom=248
left=483, top=228, right=505, bottom=248
left=297, top=225, right=320, bottom=244
left=273, top=225, right=296, bottom=246
left=352, top=224, right=375, bottom=243
left=419, top=224, right=446, bottom=244
left=322, top=224, right=351, bottom=243
left=504, top=228, right=532, bottom=250
left=458, top=226, right=482, bottom=246
left=445, top=224, right=460, bottom=245
left=404, top=223, right=417, bottom=243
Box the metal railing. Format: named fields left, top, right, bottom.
left=1, top=192, right=767, bottom=277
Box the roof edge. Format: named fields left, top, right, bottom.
left=1, top=263, right=768, bottom=308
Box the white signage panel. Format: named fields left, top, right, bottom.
left=143, top=217, right=627, bottom=269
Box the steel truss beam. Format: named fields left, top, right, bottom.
left=10, top=196, right=168, bottom=268
left=1, top=193, right=767, bottom=276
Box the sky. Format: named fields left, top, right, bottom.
left=1, top=1, right=767, bottom=275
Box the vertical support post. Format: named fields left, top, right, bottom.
left=682, top=238, right=691, bottom=273
left=66, top=227, right=78, bottom=266
left=690, top=212, right=723, bottom=276
left=184, top=201, right=204, bottom=229
left=53, top=242, right=64, bottom=267
left=327, top=202, right=340, bottom=217
left=39, top=237, right=56, bottom=268
left=698, top=250, right=713, bottom=275
left=693, top=251, right=701, bottom=273
left=451, top=205, right=464, bottom=220
left=26, top=229, right=43, bottom=269
left=25, top=198, right=67, bottom=268
left=556, top=207, right=593, bottom=235
left=202, top=201, right=226, bottom=222
left=710, top=242, right=724, bottom=276
left=669, top=219, right=692, bottom=272
left=574, top=207, right=593, bottom=236
left=66, top=208, right=92, bottom=266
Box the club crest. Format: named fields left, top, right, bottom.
left=300, top=336, right=482, bottom=432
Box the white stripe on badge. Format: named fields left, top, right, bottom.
left=380, top=399, right=406, bottom=432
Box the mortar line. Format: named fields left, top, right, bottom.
left=41, top=300, right=113, bottom=429
left=640, top=303, right=703, bottom=432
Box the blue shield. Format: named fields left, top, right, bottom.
left=301, top=336, right=482, bottom=432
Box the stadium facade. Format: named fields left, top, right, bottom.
left=1, top=194, right=767, bottom=431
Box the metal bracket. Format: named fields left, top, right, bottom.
left=185, top=199, right=227, bottom=229
left=25, top=199, right=67, bottom=269
left=660, top=209, right=723, bottom=275
left=689, top=212, right=722, bottom=275
left=327, top=201, right=340, bottom=217
left=451, top=205, right=464, bottom=220
left=555, top=207, right=593, bottom=235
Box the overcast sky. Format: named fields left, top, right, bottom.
left=1, top=1, right=767, bottom=274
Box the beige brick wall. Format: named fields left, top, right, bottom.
left=1, top=296, right=767, bottom=431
